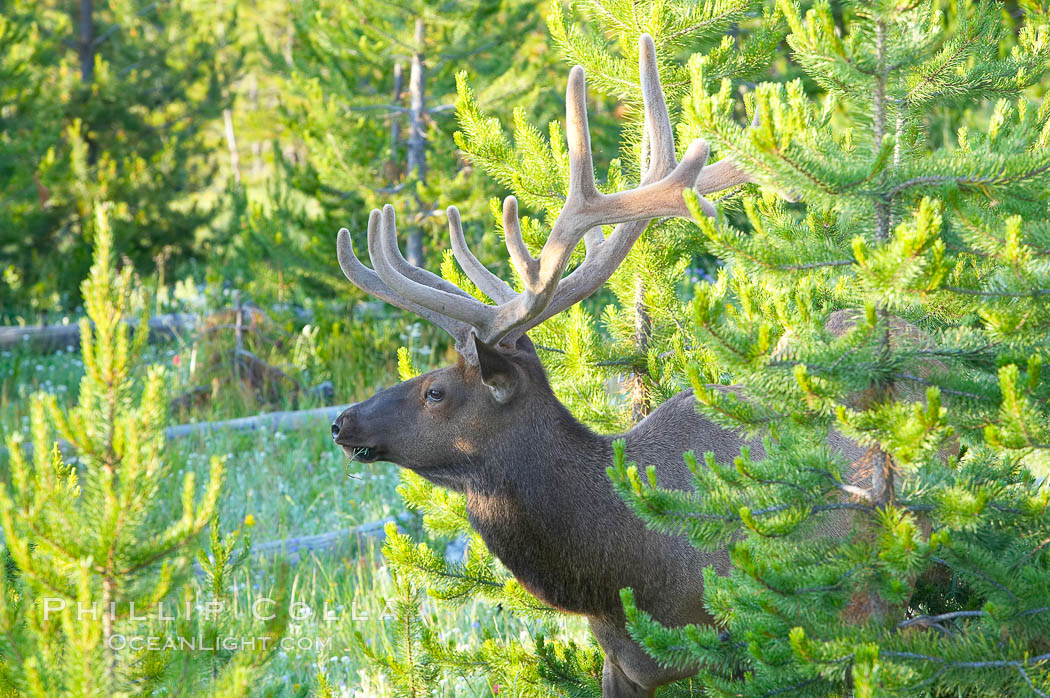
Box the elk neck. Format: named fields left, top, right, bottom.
left=459, top=392, right=642, bottom=616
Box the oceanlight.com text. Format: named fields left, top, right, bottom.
left=106, top=634, right=332, bottom=653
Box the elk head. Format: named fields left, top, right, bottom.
left=331, top=34, right=758, bottom=483
left=331, top=333, right=555, bottom=483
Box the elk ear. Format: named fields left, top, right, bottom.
left=473, top=334, right=517, bottom=404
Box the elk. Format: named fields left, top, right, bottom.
left=331, top=36, right=866, bottom=696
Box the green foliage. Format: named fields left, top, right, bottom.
left=459, top=0, right=781, bottom=431
left=5, top=0, right=1050, bottom=695
left=255, top=0, right=557, bottom=306
left=0, top=206, right=276, bottom=695
left=608, top=1, right=1050, bottom=695
left=0, top=0, right=242, bottom=313
left=376, top=476, right=592, bottom=695
left=357, top=563, right=439, bottom=696
left=374, top=0, right=785, bottom=693
left=158, top=518, right=289, bottom=696
left=0, top=4, right=65, bottom=311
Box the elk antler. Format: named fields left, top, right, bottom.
left=337, top=34, right=758, bottom=362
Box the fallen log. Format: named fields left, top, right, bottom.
left=191, top=513, right=418, bottom=574
left=166, top=404, right=353, bottom=441
left=0, top=313, right=196, bottom=354
left=247, top=513, right=416, bottom=567
left=2, top=403, right=355, bottom=459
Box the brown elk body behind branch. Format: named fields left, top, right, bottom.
left=336, top=336, right=867, bottom=695
left=330, top=35, right=864, bottom=696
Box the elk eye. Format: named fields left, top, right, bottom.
left=425, top=387, right=445, bottom=402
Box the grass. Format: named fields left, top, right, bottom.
left=0, top=293, right=591, bottom=696
left=181, top=547, right=584, bottom=696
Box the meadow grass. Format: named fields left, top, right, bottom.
left=0, top=305, right=591, bottom=696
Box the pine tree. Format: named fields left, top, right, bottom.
left=260, top=0, right=557, bottom=304
left=608, top=1, right=1050, bottom=695
left=372, top=1, right=786, bottom=693
left=0, top=205, right=275, bottom=696
left=0, top=0, right=241, bottom=312
left=0, top=4, right=65, bottom=314
left=452, top=0, right=787, bottom=433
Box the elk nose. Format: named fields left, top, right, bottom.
left=331, top=410, right=357, bottom=445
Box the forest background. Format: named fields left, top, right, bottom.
left=2, top=0, right=1050, bottom=696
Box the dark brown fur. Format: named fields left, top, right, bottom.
left=333, top=335, right=867, bottom=696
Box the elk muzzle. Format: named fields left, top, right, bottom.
left=331, top=409, right=380, bottom=463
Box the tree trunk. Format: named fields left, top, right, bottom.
left=406, top=17, right=427, bottom=267
left=4, top=403, right=356, bottom=460
left=250, top=74, right=264, bottom=177
left=223, top=109, right=241, bottom=184
left=870, top=19, right=895, bottom=516
left=843, top=18, right=897, bottom=627
left=382, top=62, right=404, bottom=184
left=0, top=313, right=196, bottom=353
left=630, top=277, right=652, bottom=422
left=79, top=0, right=94, bottom=83
left=101, top=575, right=116, bottom=683
left=392, top=62, right=404, bottom=162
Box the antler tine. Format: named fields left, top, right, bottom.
left=576, top=34, right=675, bottom=256
left=491, top=34, right=714, bottom=342
left=336, top=216, right=388, bottom=301
left=502, top=196, right=540, bottom=290
left=693, top=109, right=761, bottom=195
left=370, top=205, right=496, bottom=332
left=448, top=205, right=516, bottom=303
left=638, top=33, right=677, bottom=184
left=516, top=35, right=713, bottom=297
left=497, top=34, right=738, bottom=339
left=337, top=217, right=474, bottom=348
left=365, top=204, right=474, bottom=300
left=564, top=66, right=601, bottom=207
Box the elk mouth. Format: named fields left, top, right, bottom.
left=342, top=445, right=380, bottom=463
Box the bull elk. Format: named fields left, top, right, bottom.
left=331, top=36, right=866, bottom=696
